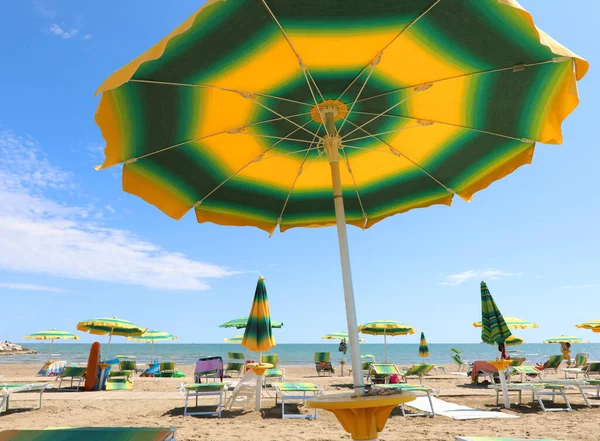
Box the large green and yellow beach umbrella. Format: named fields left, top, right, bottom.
left=127, top=329, right=177, bottom=360
left=224, top=335, right=244, bottom=343
left=242, top=277, right=276, bottom=354
left=359, top=320, right=415, bottom=363
left=576, top=321, right=600, bottom=333
left=219, top=317, right=283, bottom=329
left=474, top=317, right=538, bottom=330
left=418, top=332, right=430, bottom=360
left=94, top=0, right=587, bottom=399
left=24, top=329, right=79, bottom=361
left=77, top=317, right=146, bottom=361
left=480, top=282, right=512, bottom=347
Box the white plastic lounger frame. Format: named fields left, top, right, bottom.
left=273, top=384, right=323, bottom=419
left=543, top=379, right=600, bottom=408
left=489, top=383, right=572, bottom=412
left=225, top=371, right=257, bottom=411
left=182, top=384, right=225, bottom=417
left=399, top=387, right=439, bottom=417
left=0, top=383, right=51, bottom=414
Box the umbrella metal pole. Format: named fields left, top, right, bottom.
left=384, top=330, right=387, bottom=363
left=324, top=111, right=365, bottom=395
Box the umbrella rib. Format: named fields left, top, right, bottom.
left=249, top=97, right=321, bottom=139
left=342, top=119, right=453, bottom=194
left=333, top=0, right=442, bottom=106
left=115, top=113, right=313, bottom=167
left=193, top=117, right=314, bottom=208
left=339, top=147, right=367, bottom=228
left=234, top=133, right=320, bottom=145
left=348, top=111, right=534, bottom=143
left=337, top=63, right=378, bottom=135
left=260, top=145, right=317, bottom=161
left=343, top=122, right=427, bottom=144
left=351, top=57, right=569, bottom=105
left=129, top=79, right=314, bottom=108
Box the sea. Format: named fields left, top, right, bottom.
left=5, top=343, right=600, bottom=366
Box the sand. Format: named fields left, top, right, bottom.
left=1, top=363, right=598, bottom=440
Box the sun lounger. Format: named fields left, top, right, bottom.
left=57, top=366, right=86, bottom=391
left=377, top=384, right=439, bottom=417
left=273, top=383, right=322, bottom=419
left=398, top=364, right=435, bottom=386
left=224, top=352, right=245, bottom=377
left=563, top=353, right=589, bottom=378
left=510, top=366, right=543, bottom=383
left=182, top=383, right=226, bottom=417
left=369, top=364, right=401, bottom=384
left=538, top=355, right=563, bottom=374
left=489, top=382, right=572, bottom=412
left=194, top=356, right=223, bottom=383
left=37, top=360, right=67, bottom=377
left=349, top=355, right=376, bottom=379
left=105, top=368, right=134, bottom=391
left=261, top=354, right=285, bottom=385
left=584, top=362, right=600, bottom=378
left=457, top=438, right=560, bottom=441
left=509, top=357, right=526, bottom=367
left=0, top=427, right=176, bottom=440
left=541, top=378, right=600, bottom=408
left=314, top=352, right=334, bottom=376
left=451, top=355, right=469, bottom=372
left=0, top=383, right=52, bottom=414
left=158, top=361, right=177, bottom=378
left=225, top=371, right=257, bottom=411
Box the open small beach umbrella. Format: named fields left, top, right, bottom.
left=474, top=317, right=538, bottom=329
left=480, top=282, right=512, bottom=350
left=94, top=0, right=588, bottom=402
left=322, top=332, right=365, bottom=375
left=450, top=348, right=462, bottom=354
left=127, top=329, right=177, bottom=361
left=224, top=335, right=244, bottom=343
left=418, top=332, right=430, bottom=361
left=77, top=317, right=146, bottom=361
left=543, top=335, right=588, bottom=344
left=358, top=320, right=415, bottom=363
left=24, top=329, right=79, bottom=361
left=219, top=317, right=283, bottom=329
left=576, top=321, right=600, bottom=333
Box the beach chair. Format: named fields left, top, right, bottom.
left=261, top=354, right=285, bottom=384
left=510, top=366, right=543, bottom=383
left=451, top=355, right=468, bottom=372
left=539, top=355, right=563, bottom=374
left=194, top=356, right=224, bottom=383
left=182, top=383, right=226, bottom=417
left=57, top=366, right=87, bottom=391
left=225, top=370, right=258, bottom=411
left=584, top=361, right=600, bottom=378
left=368, top=364, right=401, bottom=384
left=314, top=352, right=335, bottom=376
left=377, top=384, right=440, bottom=417
left=105, top=368, right=134, bottom=391
left=542, top=378, right=600, bottom=408
left=349, top=355, right=376, bottom=379
left=0, top=383, right=52, bottom=414
left=509, top=357, right=526, bottom=367
left=116, top=356, right=142, bottom=374
left=224, top=352, right=245, bottom=377
left=273, top=383, right=323, bottom=419
left=0, top=427, right=176, bottom=441
left=564, top=353, right=589, bottom=378
left=457, top=438, right=560, bottom=441
left=398, top=364, right=435, bottom=386
left=37, top=360, right=67, bottom=377
left=159, top=361, right=177, bottom=378
left=489, top=382, right=572, bottom=412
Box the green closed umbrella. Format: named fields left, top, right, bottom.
left=418, top=332, right=430, bottom=361
left=480, top=282, right=512, bottom=348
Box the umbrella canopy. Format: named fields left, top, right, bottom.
left=219, top=317, right=283, bottom=329
left=474, top=317, right=538, bottom=330
left=483, top=335, right=524, bottom=346
left=359, top=320, right=415, bottom=363
left=576, top=321, right=600, bottom=333
left=127, top=330, right=177, bottom=342
left=242, top=277, right=276, bottom=353
left=480, top=282, right=512, bottom=347
left=224, top=335, right=244, bottom=343
left=418, top=332, right=430, bottom=359
left=24, top=329, right=79, bottom=341
left=94, top=0, right=587, bottom=396
left=543, top=335, right=588, bottom=344
left=77, top=317, right=146, bottom=361
left=450, top=348, right=462, bottom=354
left=322, top=332, right=365, bottom=342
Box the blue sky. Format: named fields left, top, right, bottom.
left=1, top=1, right=598, bottom=345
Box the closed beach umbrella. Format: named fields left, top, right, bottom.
left=480, top=282, right=512, bottom=350
left=219, top=317, right=283, bottom=329
left=224, top=335, right=244, bottom=343
left=24, top=329, right=79, bottom=361
left=76, top=317, right=146, bottom=361
left=242, top=277, right=276, bottom=354
left=127, top=329, right=177, bottom=361
left=576, top=321, right=600, bottom=333
left=418, top=332, right=430, bottom=361
left=94, top=0, right=587, bottom=401
left=474, top=317, right=538, bottom=329
left=359, top=320, right=415, bottom=363
left=543, top=335, right=587, bottom=344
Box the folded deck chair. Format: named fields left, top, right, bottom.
left=377, top=384, right=440, bottom=417
left=0, top=427, right=176, bottom=441
left=57, top=366, right=87, bottom=391
left=224, top=352, right=245, bottom=377
left=489, top=382, right=572, bottom=412
left=182, top=383, right=226, bottom=417
left=539, top=355, right=563, bottom=374
left=451, top=355, right=469, bottom=372
left=37, top=360, right=67, bottom=377
left=584, top=362, right=600, bottom=378
left=194, top=356, right=223, bottom=383
left=509, top=357, right=526, bottom=367
left=261, top=354, right=285, bottom=385
left=542, top=378, right=600, bottom=408
left=399, top=364, right=435, bottom=386
left=158, top=361, right=177, bottom=378
left=273, top=383, right=322, bottom=419
left=117, top=358, right=140, bottom=375
left=349, top=355, right=376, bottom=379
left=0, top=383, right=51, bottom=414
left=510, top=366, right=542, bottom=383
left=314, top=352, right=334, bottom=376
left=105, top=369, right=134, bottom=391
left=225, top=370, right=258, bottom=411
left=369, top=364, right=401, bottom=384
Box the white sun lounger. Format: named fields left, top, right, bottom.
left=225, top=371, right=257, bottom=411
left=377, top=384, right=439, bottom=417
left=273, top=383, right=322, bottom=419
left=181, top=383, right=226, bottom=417
left=0, top=383, right=52, bottom=414
left=489, top=382, right=572, bottom=412
left=542, top=379, right=600, bottom=407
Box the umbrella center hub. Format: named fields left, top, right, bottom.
left=310, top=100, right=348, bottom=123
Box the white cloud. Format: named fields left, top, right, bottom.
left=33, top=0, right=57, bottom=18
left=83, top=34, right=93, bottom=40
left=0, top=283, right=66, bottom=293
left=440, top=269, right=524, bottom=286
left=0, top=129, right=238, bottom=291
left=105, top=204, right=116, bottom=214
left=47, top=24, right=79, bottom=39
left=555, top=284, right=600, bottom=290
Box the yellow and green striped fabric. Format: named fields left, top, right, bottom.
left=24, top=330, right=79, bottom=341
left=322, top=332, right=365, bottom=342
left=480, top=282, right=512, bottom=345
left=358, top=320, right=416, bottom=336
left=242, top=277, right=276, bottom=353
left=76, top=317, right=146, bottom=337
left=543, top=335, right=588, bottom=344
left=127, top=330, right=177, bottom=342
left=474, top=316, right=538, bottom=329
left=224, top=335, right=244, bottom=343
left=483, top=335, right=524, bottom=346
left=418, top=332, right=430, bottom=358
left=0, top=428, right=175, bottom=441
left=576, top=320, right=600, bottom=333
left=94, top=0, right=587, bottom=234
left=219, top=318, right=283, bottom=329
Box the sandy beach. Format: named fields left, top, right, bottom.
left=1, top=363, right=598, bottom=440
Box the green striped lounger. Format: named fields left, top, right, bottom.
left=0, top=383, right=52, bottom=414
left=182, top=383, right=225, bottom=417
left=0, top=427, right=176, bottom=441
left=273, top=383, right=322, bottom=419
left=541, top=379, right=600, bottom=407
left=456, top=438, right=562, bottom=441
left=378, top=384, right=439, bottom=417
